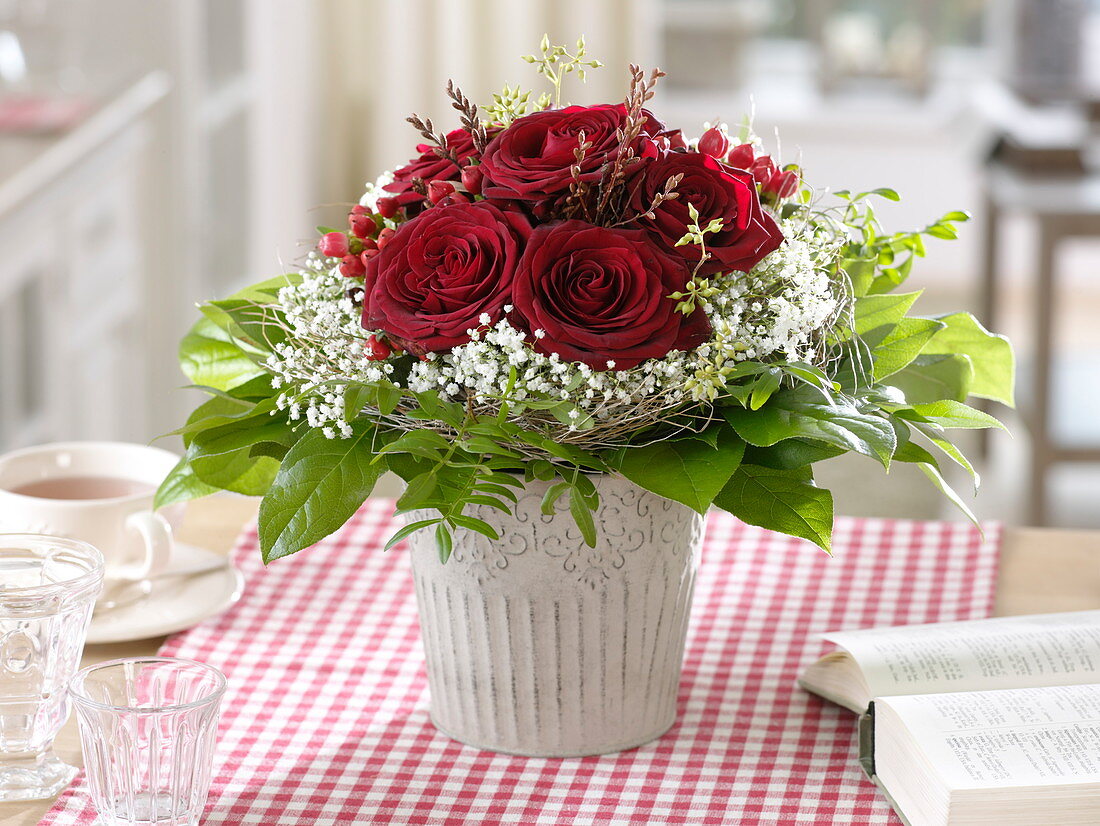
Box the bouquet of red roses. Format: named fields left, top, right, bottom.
left=160, top=39, right=1013, bottom=562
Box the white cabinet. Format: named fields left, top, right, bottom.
left=0, top=76, right=165, bottom=451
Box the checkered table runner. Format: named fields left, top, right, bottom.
left=44, top=501, right=1000, bottom=825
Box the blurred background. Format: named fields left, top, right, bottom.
left=1, top=0, right=1098, bottom=528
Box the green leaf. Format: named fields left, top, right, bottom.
left=749, top=370, right=780, bottom=410
left=179, top=317, right=265, bottom=392
left=569, top=487, right=597, bottom=547
left=201, top=298, right=287, bottom=352
left=259, top=422, right=386, bottom=563
left=853, top=291, right=922, bottom=337
left=722, top=392, right=896, bottom=468
left=377, top=429, right=451, bottom=462
left=743, top=439, right=846, bottom=470
left=435, top=523, right=453, bottom=562
left=902, top=400, right=1007, bottom=431
left=541, top=481, right=571, bottom=515
left=916, top=461, right=979, bottom=527
left=187, top=442, right=280, bottom=496
left=450, top=514, right=500, bottom=540
left=396, top=472, right=437, bottom=510
left=714, top=464, right=833, bottom=552
left=168, top=395, right=278, bottom=447
left=911, top=421, right=979, bottom=488
left=870, top=317, right=946, bottom=381
left=921, top=312, right=1015, bottom=407
left=384, top=518, right=440, bottom=551
left=889, top=354, right=974, bottom=404
left=615, top=426, right=745, bottom=514
left=185, top=410, right=293, bottom=496
left=345, top=381, right=403, bottom=419
left=153, top=455, right=219, bottom=510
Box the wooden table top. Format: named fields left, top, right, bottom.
left=2, top=497, right=1097, bottom=825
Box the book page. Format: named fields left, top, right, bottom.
left=824, top=610, right=1100, bottom=699
left=880, top=684, right=1100, bottom=789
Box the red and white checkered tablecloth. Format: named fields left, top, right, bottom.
left=43, top=501, right=1001, bottom=825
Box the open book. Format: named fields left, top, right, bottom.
left=799, top=610, right=1100, bottom=826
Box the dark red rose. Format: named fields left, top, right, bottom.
left=383, top=129, right=481, bottom=212
left=632, top=151, right=783, bottom=275
left=479, top=104, right=664, bottom=202
left=362, top=201, right=532, bottom=352
left=510, top=221, right=710, bottom=370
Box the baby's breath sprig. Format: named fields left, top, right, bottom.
left=523, top=34, right=603, bottom=108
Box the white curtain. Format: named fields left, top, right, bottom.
left=319, top=0, right=659, bottom=202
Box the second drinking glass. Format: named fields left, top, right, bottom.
left=69, top=657, right=226, bottom=826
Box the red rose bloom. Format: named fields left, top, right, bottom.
left=510, top=221, right=710, bottom=370
left=633, top=151, right=783, bottom=275
left=479, top=104, right=664, bottom=203
left=383, top=129, right=480, bottom=212
left=362, top=201, right=532, bottom=353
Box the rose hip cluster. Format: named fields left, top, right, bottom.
left=317, top=205, right=394, bottom=280
left=319, top=106, right=796, bottom=371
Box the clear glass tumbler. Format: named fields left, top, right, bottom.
left=69, top=658, right=226, bottom=826
left=0, top=533, right=103, bottom=800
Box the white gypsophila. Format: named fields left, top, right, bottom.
left=360, top=171, right=394, bottom=210
left=265, top=251, right=391, bottom=438
left=265, top=218, right=844, bottom=440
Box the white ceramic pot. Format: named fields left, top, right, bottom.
left=406, top=474, right=703, bottom=757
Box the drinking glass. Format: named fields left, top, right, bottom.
left=0, top=533, right=103, bottom=800
left=69, top=658, right=226, bottom=826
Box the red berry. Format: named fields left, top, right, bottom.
left=365, top=336, right=391, bottom=361
left=750, top=155, right=776, bottom=186
left=697, top=127, right=729, bottom=159
left=376, top=227, right=395, bottom=250
left=339, top=254, right=366, bottom=278
left=360, top=236, right=378, bottom=251
left=360, top=249, right=378, bottom=267
left=427, top=180, right=455, bottom=204
left=460, top=165, right=484, bottom=196
left=319, top=231, right=349, bottom=258
left=376, top=197, right=399, bottom=219
left=349, top=211, right=375, bottom=239
left=726, top=143, right=755, bottom=169
left=766, top=169, right=799, bottom=199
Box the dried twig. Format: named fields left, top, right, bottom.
left=612, top=172, right=682, bottom=228
left=562, top=131, right=594, bottom=221
left=406, top=114, right=459, bottom=165
left=446, top=80, right=489, bottom=154
left=593, top=64, right=666, bottom=225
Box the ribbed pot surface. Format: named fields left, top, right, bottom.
left=406, top=474, right=703, bottom=757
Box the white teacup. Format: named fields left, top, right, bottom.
left=0, top=442, right=181, bottom=585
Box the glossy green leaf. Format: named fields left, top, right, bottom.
left=153, top=455, right=218, bottom=510
left=714, top=464, right=833, bottom=552
left=921, top=312, right=1015, bottom=407
left=259, top=422, right=386, bottom=563
left=889, top=354, right=974, bottom=404
left=903, top=400, right=1007, bottom=431
left=853, top=291, right=922, bottom=337
left=870, top=317, right=946, bottom=381
left=178, top=318, right=264, bottom=392
left=615, top=426, right=745, bottom=514
left=916, top=461, right=979, bottom=527
left=722, top=393, right=896, bottom=468
left=569, top=488, right=597, bottom=547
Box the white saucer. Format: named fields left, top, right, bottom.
left=87, top=542, right=244, bottom=644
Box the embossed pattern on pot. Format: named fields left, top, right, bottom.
left=407, top=474, right=703, bottom=757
